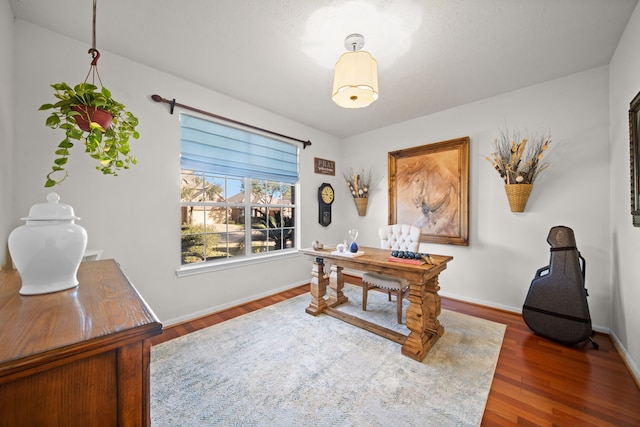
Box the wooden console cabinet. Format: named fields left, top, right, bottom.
left=0, top=259, right=162, bottom=426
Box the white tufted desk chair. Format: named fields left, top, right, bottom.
left=361, top=224, right=421, bottom=323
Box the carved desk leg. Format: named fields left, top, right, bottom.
left=306, top=258, right=328, bottom=315
left=402, top=274, right=445, bottom=361
left=327, top=265, right=348, bottom=307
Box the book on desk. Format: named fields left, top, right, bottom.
left=330, top=250, right=365, bottom=257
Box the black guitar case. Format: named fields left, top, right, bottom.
left=522, top=226, right=598, bottom=349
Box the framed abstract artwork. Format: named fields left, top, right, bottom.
left=630, top=91, right=640, bottom=227
left=388, top=137, right=469, bottom=246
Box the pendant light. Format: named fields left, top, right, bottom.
left=332, top=34, right=379, bottom=109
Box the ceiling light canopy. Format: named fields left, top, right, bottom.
left=332, top=34, right=378, bottom=109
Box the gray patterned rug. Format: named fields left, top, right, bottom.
left=151, top=284, right=506, bottom=426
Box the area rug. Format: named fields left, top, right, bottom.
left=150, top=284, right=506, bottom=426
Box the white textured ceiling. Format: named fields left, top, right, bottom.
left=9, top=0, right=638, bottom=138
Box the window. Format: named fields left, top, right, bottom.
left=179, top=114, right=298, bottom=267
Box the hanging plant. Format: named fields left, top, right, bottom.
left=38, top=0, right=140, bottom=187
left=39, top=81, right=139, bottom=187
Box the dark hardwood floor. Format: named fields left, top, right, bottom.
left=150, top=277, right=640, bottom=426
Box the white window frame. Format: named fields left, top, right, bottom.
left=176, top=116, right=299, bottom=277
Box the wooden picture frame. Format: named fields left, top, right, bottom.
left=388, top=137, right=469, bottom=246
left=630, top=91, right=640, bottom=227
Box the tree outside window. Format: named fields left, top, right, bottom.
left=180, top=171, right=295, bottom=265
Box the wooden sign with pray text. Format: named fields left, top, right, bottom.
left=314, top=157, right=335, bottom=176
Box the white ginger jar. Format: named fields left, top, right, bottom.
left=8, top=192, right=88, bottom=295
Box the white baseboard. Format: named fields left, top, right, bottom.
left=609, top=330, right=640, bottom=389
left=439, top=291, right=522, bottom=314
left=160, top=279, right=309, bottom=327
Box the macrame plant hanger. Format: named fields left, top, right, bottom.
left=84, top=0, right=103, bottom=87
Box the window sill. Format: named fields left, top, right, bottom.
left=175, top=249, right=301, bottom=277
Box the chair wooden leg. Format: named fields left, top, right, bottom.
left=388, top=291, right=392, bottom=301
left=362, top=283, right=368, bottom=311
left=397, top=289, right=403, bottom=323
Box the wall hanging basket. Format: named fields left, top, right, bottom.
left=505, top=184, right=533, bottom=212
left=354, top=198, right=368, bottom=216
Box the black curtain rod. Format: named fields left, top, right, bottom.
left=151, top=94, right=312, bottom=149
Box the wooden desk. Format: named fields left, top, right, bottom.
left=300, top=247, right=452, bottom=361
left=0, top=259, right=162, bottom=426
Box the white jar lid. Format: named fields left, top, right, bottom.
left=21, top=192, right=81, bottom=221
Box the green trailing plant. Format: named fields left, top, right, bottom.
left=39, top=82, right=140, bottom=187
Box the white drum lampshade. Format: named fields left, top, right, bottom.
left=332, top=34, right=379, bottom=109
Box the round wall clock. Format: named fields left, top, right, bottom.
left=318, top=183, right=334, bottom=226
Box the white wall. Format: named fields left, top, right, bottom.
left=609, top=2, right=640, bottom=378
left=0, top=0, right=14, bottom=269
left=341, top=67, right=612, bottom=329
left=11, top=20, right=344, bottom=323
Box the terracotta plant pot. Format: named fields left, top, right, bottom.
left=71, top=106, right=113, bottom=132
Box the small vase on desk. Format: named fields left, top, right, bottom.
left=8, top=192, right=87, bottom=295
left=348, top=228, right=359, bottom=253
